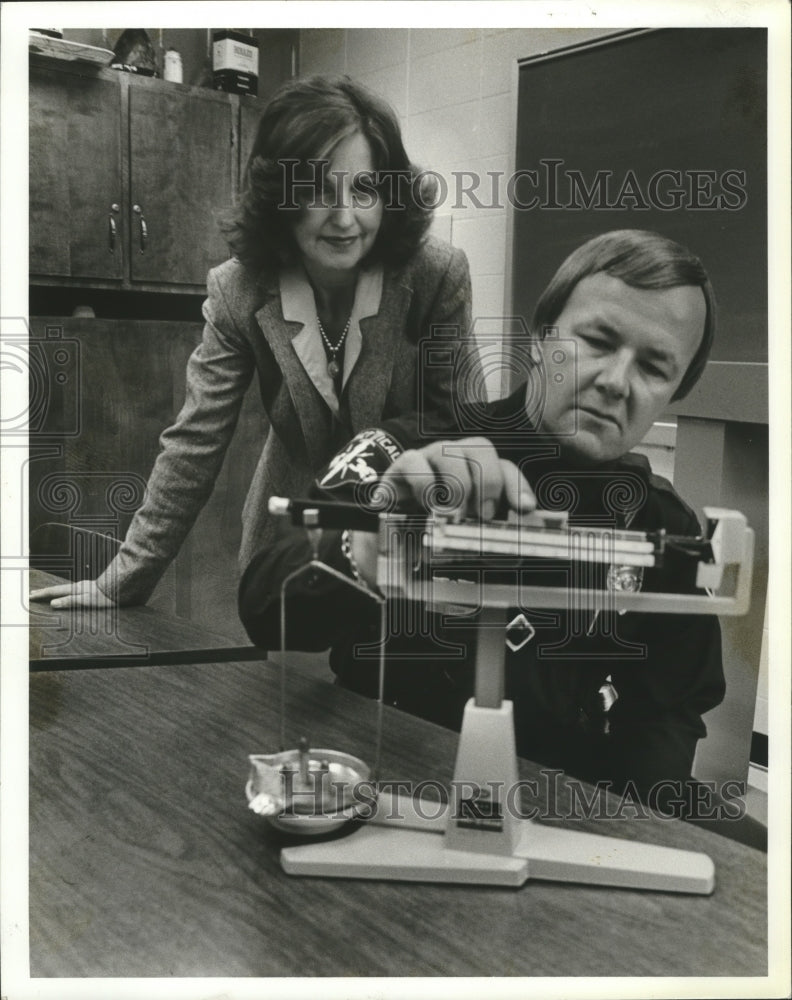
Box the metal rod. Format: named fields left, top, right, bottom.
left=384, top=571, right=753, bottom=617
left=278, top=556, right=385, bottom=755
left=372, top=601, right=387, bottom=783
left=474, top=607, right=507, bottom=708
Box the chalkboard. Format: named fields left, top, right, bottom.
left=511, top=28, right=767, bottom=369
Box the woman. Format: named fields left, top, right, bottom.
left=31, top=74, right=476, bottom=609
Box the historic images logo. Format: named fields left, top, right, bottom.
left=277, top=158, right=748, bottom=212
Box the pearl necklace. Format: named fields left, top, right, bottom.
left=317, top=315, right=351, bottom=379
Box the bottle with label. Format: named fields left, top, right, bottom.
left=164, top=48, right=183, bottom=83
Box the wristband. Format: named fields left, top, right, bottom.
left=341, top=529, right=377, bottom=593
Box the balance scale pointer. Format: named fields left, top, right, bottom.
left=253, top=501, right=755, bottom=894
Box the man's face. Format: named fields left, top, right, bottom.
left=536, top=273, right=706, bottom=463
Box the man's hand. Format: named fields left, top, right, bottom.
left=347, top=437, right=536, bottom=586
left=29, top=580, right=117, bottom=609
left=380, top=437, right=536, bottom=521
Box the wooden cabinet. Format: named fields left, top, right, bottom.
left=30, top=58, right=245, bottom=293
left=127, top=85, right=235, bottom=286
left=27, top=43, right=293, bottom=636
left=27, top=49, right=289, bottom=636
left=30, top=66, right=124, bottom=280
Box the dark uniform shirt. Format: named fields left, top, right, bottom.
left=239, top=385, right=725, bottom=801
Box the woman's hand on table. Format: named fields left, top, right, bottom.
left=29, top=580, right=117, bottom=609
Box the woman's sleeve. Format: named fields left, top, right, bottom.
left=386, top=244, right=480, bottom=448
left=96, top=268, right=255, bottom=605
left=419, top=245, right=479, bottom=424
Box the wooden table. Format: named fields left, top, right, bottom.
left=29, top=569, right=261, bottom=668
left=29, top=658, right=768, bottom=979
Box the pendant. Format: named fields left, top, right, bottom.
left=327, top=358, right=340, bottom=378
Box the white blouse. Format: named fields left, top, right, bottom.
left=278, top=263, right=384, bottom=417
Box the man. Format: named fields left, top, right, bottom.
left=239, top=230, right=725, bottom=811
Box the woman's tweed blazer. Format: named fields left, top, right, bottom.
left=97, top=236, right=473, bottom=604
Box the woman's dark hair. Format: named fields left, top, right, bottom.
left=531, top=230, right=717, bottom=401
left=221, top=74, right=435, bottom=272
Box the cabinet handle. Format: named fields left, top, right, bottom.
left=133, top=204, right=147, bottom=253
left=108, top=203, right=120, bottom=254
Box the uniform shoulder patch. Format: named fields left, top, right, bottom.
left=318, top=429, right=403, bottom=492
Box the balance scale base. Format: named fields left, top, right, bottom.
left=280, top=699, right=714, bottom=894
left=281, top=814, right=715, bottom=894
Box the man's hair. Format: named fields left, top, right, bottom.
left=531, top=230, right=716, bottom=401
left=221, top=74, right=434, bottom=273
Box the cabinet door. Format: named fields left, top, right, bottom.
left=30, top=67, right=124, bottom=280
left=239, top=99, right=264, bottom=178
left=128, top=87, right=234, bottom=286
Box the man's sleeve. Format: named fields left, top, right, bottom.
left=608, top=499, right=726, bottom=749
left=238, top=425, right=409, bottom=651
left=238, top=516, right=381, bottom=652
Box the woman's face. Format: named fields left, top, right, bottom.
left=291, top=131, right=384, bottom=285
